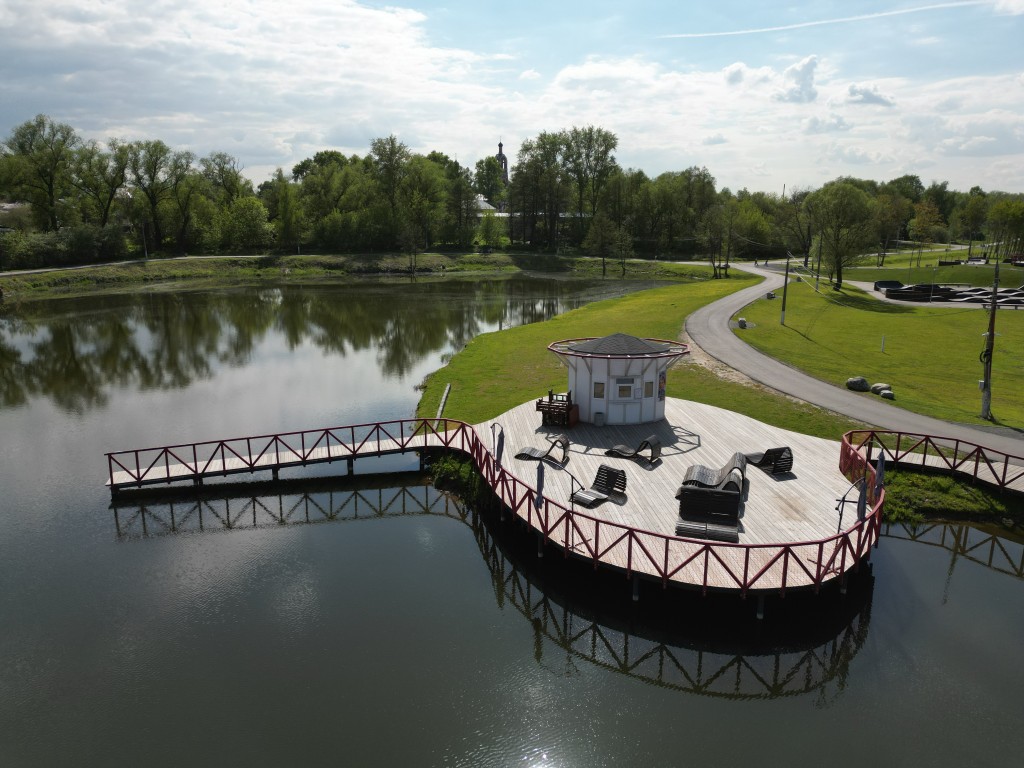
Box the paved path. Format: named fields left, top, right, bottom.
left=685, top=263, right=1024, bottom=457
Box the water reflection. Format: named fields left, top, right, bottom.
left=881, top=521, right=1024, bottom=582
left=0, top=276, right=642, bottom=412
left=110, top=477, right=878, bottom=703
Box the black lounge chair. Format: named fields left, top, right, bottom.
left=677, top=452, right=746, bottom=491
left=571, top=464, right=627, bottom=508
left=515, top=434, right=569, bottom=464
left=604, top=435, right=661, bottom=464
left=745, top=446, right=793, bottom=475
left=674, top=453, right=746, bottom=538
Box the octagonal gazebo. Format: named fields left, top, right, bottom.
left=547, top=333, right=688, bottom=426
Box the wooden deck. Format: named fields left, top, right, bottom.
left=479, top=398, right=854, bottom=548
left=104, top=399, right=1024, bottom=596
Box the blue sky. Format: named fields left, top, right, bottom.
left=2, top=0, right=1022, bottom=193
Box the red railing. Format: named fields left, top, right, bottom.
left=843, top=430, right=1024, bottom=492
left=107, top=418, right=889, bottom=595
left=454, top=422, right=883, bottom=595
left=106, top=419, right=471, bottom=488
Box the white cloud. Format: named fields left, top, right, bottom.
left=774, top=56, right=819, bottom=103
left=1, top=1, right=1022, bottom=195
left=847, top=84, right=896, bottom=107
left=991, top=0, right=1024, bottom=13
left=826, top=143, right=885, bottom=165
left=803, top=114, right=851, bottom=133
left=725, top=64, right=745, bottom=85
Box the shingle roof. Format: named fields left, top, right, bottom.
left=567, top=333, right=672, bottom=356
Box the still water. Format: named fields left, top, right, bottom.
left=1, top=275, right=1023, bottom=767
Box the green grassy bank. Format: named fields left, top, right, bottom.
left=415, top=275, right=866, bottom=439
left=736, top=279, right=1024, bottom=429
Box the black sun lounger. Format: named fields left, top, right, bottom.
left=744, top=446, right=793, bottom=475
left=604, top=435, right=661, bottom=464
left=515, top=434, right=569, bottom=464
left=571, top=464, right=627, bottom=508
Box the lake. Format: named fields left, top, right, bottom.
left=1, top=275, right=1022, bottom=767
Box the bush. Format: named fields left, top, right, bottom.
left=429, top=453, right=489, bottom=505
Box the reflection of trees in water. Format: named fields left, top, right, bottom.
left=0, top=277, right=596, bottom=411
left=111, top=476, right=873, bottom=702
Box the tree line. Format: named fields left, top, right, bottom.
left=2, top=114, right=1023, bottom=282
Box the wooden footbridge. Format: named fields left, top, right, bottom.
left=104, top=399, right=1023, bottom=597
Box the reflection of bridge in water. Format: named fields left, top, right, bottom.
left=881, top=522, right=1024, bottom=580
left=111, top=476, right=885, bottom=702
left=111, top=480, right=1023, bottom=701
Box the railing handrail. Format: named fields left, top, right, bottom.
left=843, top=429, right=1024, bottom=492
left=105, top=416, right=892, bottom=594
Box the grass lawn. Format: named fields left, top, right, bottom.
left=846, top=260, right=1024, bottom=288
left=736, top=279, right=1024, bottom=428
left=416, top=276, right=867, bottom=440
left=883, top=468, right=1024, bottom=530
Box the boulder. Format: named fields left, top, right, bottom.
left=846, top=377, right=870, bottom=392
left=870, top=383, right=891, bottom=394
left=880, top=389, right=895, bottom=400
left=737, top=318, right=747, bottom=329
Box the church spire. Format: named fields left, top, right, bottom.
left=496, top=140, right=508, bottom=185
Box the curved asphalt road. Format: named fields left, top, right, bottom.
left=685, top=263, right=1024, bottom=456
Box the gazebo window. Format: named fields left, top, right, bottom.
left=614, top=377, right=636, bottom=400
left=593, top=381, right=605, bottom=399
left=644, top=381, right=654, bottom=398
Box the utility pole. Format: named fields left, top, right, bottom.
left=980, top=261, right=1000, bottom=420
left=780, top=251, right=792, bottom=326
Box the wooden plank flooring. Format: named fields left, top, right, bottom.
left=478, top=398, right=855, bottom=550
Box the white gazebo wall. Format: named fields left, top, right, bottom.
left=566, top=355, right=668, bottom=425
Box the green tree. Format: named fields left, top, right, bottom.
left=508, top=131, right=567, bottom=250
left=400, top=155, right=447, bottom=250
left=166, top=151, right=203, bottom=253
left=2, top=114, right=81, bottom=230
left=562, top=125, right=619, bottom=242
left=872, top=193, right=913, bottom=264
left=923, top=180, right=955, bottom=224
left=909, top=199, right=945, bottom=257
left=474, top=156, right=505, bottom=207
left=806, top=180, right=874, bottom=290
left=986, top=197, right=1024, bottom=259
left=582, top=212, right=633, bottom=276
left=72, top=138, right=130, bottom=227
left=272, top=169, right=302, bottom=253
left=882, top=174, right=924, bottom=204
left=200, top=151, right=251, bottom=207
left=370, top=134, right=411, bottom=247
left=476, top=210, right=506, bottom=250
left=956, top=191, right=989, bottom=258
left=129, top=139, right=175, bottom=251
left=224, top=196, right=272, bottom=252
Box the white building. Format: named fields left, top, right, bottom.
left=547, top=333, right=689, bottom=426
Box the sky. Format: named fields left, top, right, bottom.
left=2, top=0, right=1023, bottom=194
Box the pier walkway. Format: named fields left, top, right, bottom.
left=104, top=397, right=1022, bottom=596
